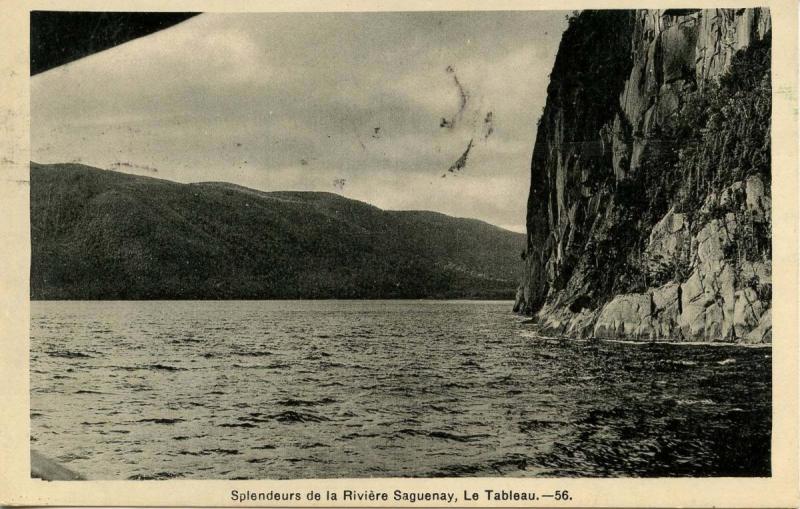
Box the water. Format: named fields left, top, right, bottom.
left=30, top=300, right=771, bottom=479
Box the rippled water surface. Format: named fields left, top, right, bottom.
left=31, top=300, right=771, bottom=479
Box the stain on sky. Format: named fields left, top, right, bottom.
left=440, top=65, right=469, bottom=130
left=333, top=178, right=346, bottom=190
left=443, top=138, right=474, bottom=177
left=438, top=67, right=494, bottom=175
left=483, top=111, right=494, bottom=140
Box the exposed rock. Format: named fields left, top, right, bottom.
left=594, top=293, right=653, bottom=339
left=593, top=282, right=683, bottom=340
left=513, top=286, right=525, bottom=312
left=519, top=8, right=771, bottom=344
left=537, top=302, right=599, bottom=339
left=644, top=208, right=689, bottom=279
left=734, top=287, right=765, bottom=337
left=679, top=261, right=735, bottom=340
left=745, top=174, right=771, bottom=220
left=522, top=10, right=636, bottom=314
left=744, top=308, right=772, bottom=343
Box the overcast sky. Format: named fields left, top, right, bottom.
left=32, top=11, right=567, bottom=232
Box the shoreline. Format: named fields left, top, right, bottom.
left=516, top=327, right=773, bottom=348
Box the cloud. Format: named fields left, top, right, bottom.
left=31, top=11, right=567, bottom=231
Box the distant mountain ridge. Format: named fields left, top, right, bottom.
left=31, top=162, right=525, bottom=299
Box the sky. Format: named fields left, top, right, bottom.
left=31, top=11, right=568, bottom=233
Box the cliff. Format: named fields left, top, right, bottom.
left=516, top=9, right=772, bottom=343
left=31, top=162, right=525, bottom=299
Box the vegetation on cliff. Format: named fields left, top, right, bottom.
left=519, top=8, right=772, bottom=342
left=608, top=34, right=771, bottom=294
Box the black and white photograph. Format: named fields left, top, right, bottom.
left=21, top=4, right=782, bottom=487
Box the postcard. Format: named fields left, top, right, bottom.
left=0, top=0, right=797, bottom=506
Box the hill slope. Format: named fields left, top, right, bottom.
left=31, top=162, right=525, bottom=299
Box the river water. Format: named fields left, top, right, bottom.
left=30, top=300, right=771, bottom=479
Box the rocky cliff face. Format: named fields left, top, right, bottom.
left=516, top=9, right=772, bottom=343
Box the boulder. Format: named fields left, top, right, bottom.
left=733, top=287, right=766, bottom=338
left=744, top=308, right=772, bottom=343
left=594, top=293, right=652, bottom=339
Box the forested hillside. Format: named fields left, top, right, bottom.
left=31, top=163, right=524, bottom=300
